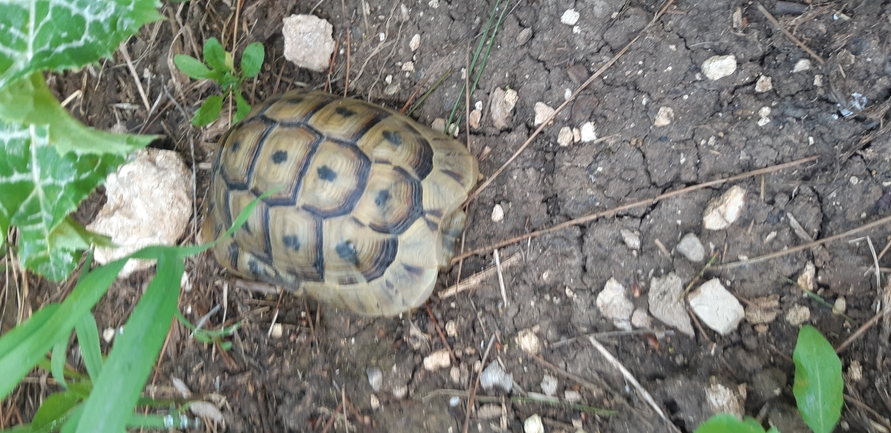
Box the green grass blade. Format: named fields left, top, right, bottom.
left=793, top=325, right=842, bottom=433
left=51, top=338, right=69, bottom=389
left=0, top=256, right=125, bottom=400
left=72, top=252, right=184, bottom=433
left=74, top=313, right=103, bottom=379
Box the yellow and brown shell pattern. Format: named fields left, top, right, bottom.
left=203, top=90, right=478, bottom=316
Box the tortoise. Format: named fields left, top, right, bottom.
left=202, top=90, right=478, bottom=316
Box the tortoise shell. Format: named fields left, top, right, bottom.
left=203, top=90, right=478, bottom=316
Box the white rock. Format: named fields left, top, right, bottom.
left=579, top=121, right=597, bottom=142
left=189, top=401, right=224, bottom=424
left=564, top=390, right=582, bottom=403
left=561, top=9, right=580, bottom=25
left=541, top=374, right=558, bottom=396
left=401, top=61, right=414, bottom=72
left=654, top=106, right=674, bottom=126
left=758, top=107, right=771, bottom=117
left=649, top=273, right=694, bottom=336
left=431, top=118, right=459, bottom=137
left=534, top=102, right=556, bottom=126
left=706, top=379, right=744, bottom=418
left=366, top=367, right=383, bottom=392
left=597, top=278, right=633, bottom=331
left=491, top=203, right=505, bottom=222
left=792, top=59, right=812, bottom=73
left=797, top=262, right=815, bottom=292
left=558, top=127, right=574, bottom=147
left=701, top=55, right=737, bottom=81
left=572, top=127, right=581, bottom=143
left=445, top=320, right=458, bottom=337
left=282, top=15, right=336, bottom=72
left=755, top=76, right=773, bottom=92
left=834, top=296, right=846, bottom=315
left=370, top=394, right=381, bottom=410
left=516, top=328, right=541, bottom=355
left=524, top=414, right=545, bottom=433
left=409, top=34, right=421, bottom=51
left=423, top=349, right=451, bottom=371
left=677, top=233, right=705, bottom=262
left=102, top=327, right=116, bottom=343
left=270, top=323, right=283, bottom=338
left=688, top=279, right=745, bottom=335
left=469, top=109, right=482, bottom=129
left=620, top=229, right=641, bottom=250
left=88, top=149, right=192, bottom=277
left=450, top=366, right=461, bottom=384
left=480, top=361, right=513, bottom=392
left=392, top=385, right=408, bottom=399
left=490, top=87, right=519, bottom=130
left=786, top=304, right=811, bottom=325
left=631, top=308, right=652, bottom=328
left=702, top=186, right=746, bottom=230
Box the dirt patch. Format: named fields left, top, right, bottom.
left=4, top=0, right=891, bottom=432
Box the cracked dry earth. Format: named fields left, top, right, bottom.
left=6, top=0, right=891, bottom=432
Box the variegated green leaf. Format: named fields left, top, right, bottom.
left=0, top=120, right=123, bottom=280
left=0, top=0, right=162, bottom=90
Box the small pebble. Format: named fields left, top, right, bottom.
left=524, top=414, right=545, bottom=433
left=676, top=233, right=705, bottom=262
left=189, top=401, right=224, bottom=424
left=561, top=9, right=580, bottom=25
left=701, top=55, right=737, bottom=81
left=631, top=308, right=652, bottom=328
left=102, top=327, right=116, bottom=343
left=755, top=76, right=773, bottom=92
left=270, top=323, right=283, bottom=338
left=282, top=15, right=336, bottom=72
left=517, top=328, right=541, bottom=355
left=620, top=229, right=641, bottom=250
left=745, top=295, right=780, bottom=324
left=469, top=109, right=482, bottom=129
left=654, top=106, right=674, bottom=126
left=833, top=296, right=846, bottom=315
left=409, top=34, right=420, bottom=51
left=370, top=394, right=381, bottom=410
left=792, top=59, right=812, bottom=73
left=490, top=87, right=518, bottom=130
left=517, top=27, right=533, bottom=45
left=480, top=361, right=513, bottom=392
left=445, top=320, right=458, bottom=337
left=848, top=360, right=862, bottom=381
left=797, top=262, right=816, bottom=292
left=558, top=126, right=574, bottom=146
left=564, top=390, right=582, bottom=403
left=706, top=380, right=744, bottom=419
left=649, top=273, right=694, bottom=336
left=367, top=367, right=383, bottom=392
left=785, top=304, right=811, bottom=326
left=597, top=278, right=633, bottom=331
left=401, top=61, right=414, bottom=72
left=703, top=186, right=746, bottom=230
left=450, top=366, right=461, bottom=384
left=491, top=203, right=505, bottom=222
left=688, top=279, right=745, bottom=335
left=423, top=349, right=451, bottom=371
left=579, top=121, right=597, bottom=142
left=541, top=374, right=558, bottom=397
left=534, top=102, right=555, bottom=126
left=392, top=385, right=408, bottom=399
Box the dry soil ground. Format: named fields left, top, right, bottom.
left=3, top=0, right=891, bottom=432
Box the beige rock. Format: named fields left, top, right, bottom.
left=88, top=149, right=192, bottom=277
left=282, top=15, right=335, bottom=72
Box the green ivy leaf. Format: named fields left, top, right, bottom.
left=793, top=325, right=843, bottom=433
left=0, top=0, right=163, bottom=90
left=241, top=42, right=265, bottom=78
left=0, top=73, right=155, bottom=155
left=234, top=91, right=250, bottom=123
left=202, top=37, right=227, bottom=72
left=173, top=54, right=211, bottom=79
left=192, top=94, right=223, bottom=126
left=0, top=121, right=123, bottom=280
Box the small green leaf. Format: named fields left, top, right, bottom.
left=695, top=414, right=768, bottom=433
left=234, top=92, right=251, bottom=123
left=203, top=38, right=227, bottom=71
left=31, top=390, right=81, bottom=432
left=793, top=325, right=843, bottom=433
left=174, top=54, right=211, bottom=79
left=241, top=42, right=265, bottom=78
left=192, top=95, right=224, bottom=126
